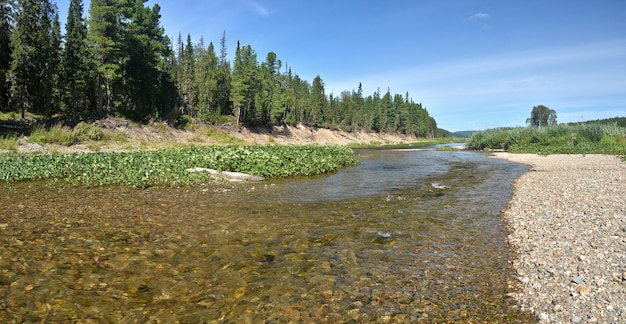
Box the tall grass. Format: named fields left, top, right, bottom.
left=29, top=122, right=110, bottom=146
left=467, top=124, right=626, bottom=155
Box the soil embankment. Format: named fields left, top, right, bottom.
left=4, top=119, right=418, bottom=154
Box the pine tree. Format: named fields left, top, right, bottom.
left=177, top=34, right=196, bottom=115
left=232, top=42, right=261, bottom=124
left=45, top=12, right=61, bottom=116
left=9, top=0, right=58, bottom=118
left=123, top=1, right=171, bottom=119
left=310, top=75, right=327, bottom=125
left=62, top=0, right=93, bottom=121
left=215, top=31, right=231, bottom=116
left=196, top=41, right=219, bottom=121
left=0, top=1, right=12, bottom=112
left=88, top=0, right=123, bottom=117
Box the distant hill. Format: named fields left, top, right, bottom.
left=434, top=129, right=477, bottom=138
left=452, top=130, right=477, bottom=138
left=567, top=117, right=626, bottom=127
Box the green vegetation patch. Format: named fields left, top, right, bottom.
left=0, top=134, right=19, bottom=151
left=466, top=124, right=626, bottom=155
left=0, top=145, right=358, bottom=188
left=28, top=122, right=111, bottom=146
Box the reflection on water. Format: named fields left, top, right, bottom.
left=0, top=148, right=535, bottom=322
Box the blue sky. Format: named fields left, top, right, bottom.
left=57, top=0, right=626, bottom=131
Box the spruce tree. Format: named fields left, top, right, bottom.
left=0, top=1, right=12, bottom=112
left=196, top=41, right=219, bottom=121
left=123, top=1, right=171, bottom=119
left=62, top=0, right=93, bottom=121
left=9, top=0, right=58, bottom=118
left=215, top=31, right=231, bottom=116
left=88, top=0, right=123, bottom=117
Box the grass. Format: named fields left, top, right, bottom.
left=0, top=134, right=19, bottom=151
left=467, top=124, right=626, bottom=155
left=28, top=122, right=111, bottom=146
left=206, top=127, right=245, bottom=145
left=436, top=145, right=460, bottom=152
left=0, top=145, right=359, bottom=188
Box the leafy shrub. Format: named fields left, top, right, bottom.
left=467, top=124, right=626, bottom=155
left=0, top=145, right=359, bottom=187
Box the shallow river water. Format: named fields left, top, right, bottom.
left=0, top=148, right=537, bottom=322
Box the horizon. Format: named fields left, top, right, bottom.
left=56, top=0, right=626, bottom=132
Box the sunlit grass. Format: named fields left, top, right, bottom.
left=0, top=134, right=19, bottom=151
left=467, top=124, right=626, bottom=155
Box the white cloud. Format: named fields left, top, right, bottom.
left=247, top=1, right=270, bottom=17
left=325, top=39, right=626, bottom=131
left=470, top=12, right=490, bottom=20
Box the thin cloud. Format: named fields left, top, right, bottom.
left=470, top=12, right=490, bottom=20
left=247, top=1, right=270, bottom=17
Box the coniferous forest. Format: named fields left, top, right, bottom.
left=0, top=0, right=437, bottom=137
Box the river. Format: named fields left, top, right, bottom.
left=0, top=147, right=536, bottom=322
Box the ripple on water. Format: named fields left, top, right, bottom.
left=0, top=149, right=535, bottom=322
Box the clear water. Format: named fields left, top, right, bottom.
left=0, top=148, right=535, bottom=322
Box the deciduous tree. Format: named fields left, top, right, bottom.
left=527, top=105, right=557, bottom=128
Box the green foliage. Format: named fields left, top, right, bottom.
left=0, top=2, right=11, bottom=113
left=467, top=124, right=626, bottom=155
left=29, top=122, right=109, bottom=146
left=62, top=0, right=94, bottom=121
left=435, top=146, right=459, bottom=152
left=9, top=0, right=60, bottom=118
left=30, top=124, right=77, bottom=146
left=2, top=1, right=437, bottom=137
left=0, top=145, right=358, bottom=187
left=526, top=105, right=557, bottom=128
left=205, top=128, right=245, bottom=145
left=0, top=134, right=19, bottom=150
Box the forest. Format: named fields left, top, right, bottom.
left=0, top=0, right=437, bottom=137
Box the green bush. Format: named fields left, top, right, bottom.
left=0, top=145, right=359, bottom=187
left=467, top=124, right=626, bottom=155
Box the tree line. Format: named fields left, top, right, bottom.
left=0, top=0, right=437, bottom=137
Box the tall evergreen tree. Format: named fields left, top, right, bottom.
left=195, top=41, right=219, bottom=120
left=88, top=0, right=123, bottom=117
left=62, top=0, right=92, bottom=121
left=0, top=1, right=12, bottom=112
left=177, top=34, right=196, bottom=115
left=214, top=31, right=231, bottom=116
left=9, top=0, right=58, bottom=118
left=310, top=75, right=326, bottom=125
left=231, top=43, right=261, bottom=124
left=45, top=12, right=61, bottom=116
left=123, top=1, right=171, bottom=119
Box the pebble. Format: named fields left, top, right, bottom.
left=494, top=153, right=626, bottom=324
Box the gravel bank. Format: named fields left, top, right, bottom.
left=492, top=153, right=626, bottom=323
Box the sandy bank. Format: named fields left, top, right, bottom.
left=493, top=153, right=626, bottom=323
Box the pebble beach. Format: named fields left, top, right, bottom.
left=493, top=153, right=626, bottom=323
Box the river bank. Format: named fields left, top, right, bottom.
left=1, top=118, right=422, bottom=154
left=493, top=153, right=626, bottom=323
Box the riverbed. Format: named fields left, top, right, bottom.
left=0, top=148, right=536, bottom=322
